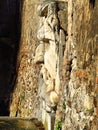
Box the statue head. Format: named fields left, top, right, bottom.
left=37, top=0, right=56, bottom=17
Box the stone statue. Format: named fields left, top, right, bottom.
left=34, top=1, right=68, bottom=130
left=34, top=0, right=59, bottom=64
left=34, top=0, right=60, bottom=114
left=37, top=0, right=59, bottom=42
left=34, top=1, right=68, bottom=118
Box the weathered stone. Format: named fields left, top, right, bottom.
left=44, top=47, right=57, bottom=78
left=55, top=69, right=60, bottom=94
left=37, top=1, right=59, bottom=42
left=84, top=95, right=94, bottom=110
left=72, top=58, right=77, bottom=70
left=50, top=91, right=59, bottom=105
left=37, top=0, right=56, bottom=17
left=37, top=18, right=55, bottom=41
left=40, top=65, right=59, bottom=106
left=58, top=29, right=66, bottom=76
left=57, top=1, right=68, bottom=10
left=34, top=43, right=49, bottom=64
left=58, top=9, right=68, bottom=31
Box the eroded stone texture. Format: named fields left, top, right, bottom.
left=10, top=0, right=42, bottom=118
left=35, top=1, right=67, bottom=130
left=55, top=0, right=98, bottom=130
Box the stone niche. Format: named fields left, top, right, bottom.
left=34, top=0, right=68, bottom=130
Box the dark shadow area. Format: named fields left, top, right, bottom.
left=89, top=0, right=95, bottom=8
left=0, top=0, right=22, bottom=116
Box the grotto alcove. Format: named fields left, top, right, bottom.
left=0, top=0, right=21, bottom=116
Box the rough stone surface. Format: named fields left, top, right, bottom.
left=55, top=0, right=98, bottom=130
left=9, top=0, right=98, bottom=130
left=10, top=0, right=42, bottom=118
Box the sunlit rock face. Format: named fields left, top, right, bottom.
left=58, top=0, right=98, bottom=130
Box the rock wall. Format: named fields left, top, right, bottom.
left=10, top=0, right=98, bottom=130
left=10, top=0, right=42, bottom=117
left=55, top=0, right=98, bottom=130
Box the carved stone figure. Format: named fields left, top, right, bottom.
left=37, top=0, right=59, bottom=42
left=34, top=1, right=68, bottom=130
left=35, top=0, right=60, bottom=114
left=35, top=1, right=68, bottom=130
left=34, top=42, right=49, bottom=64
